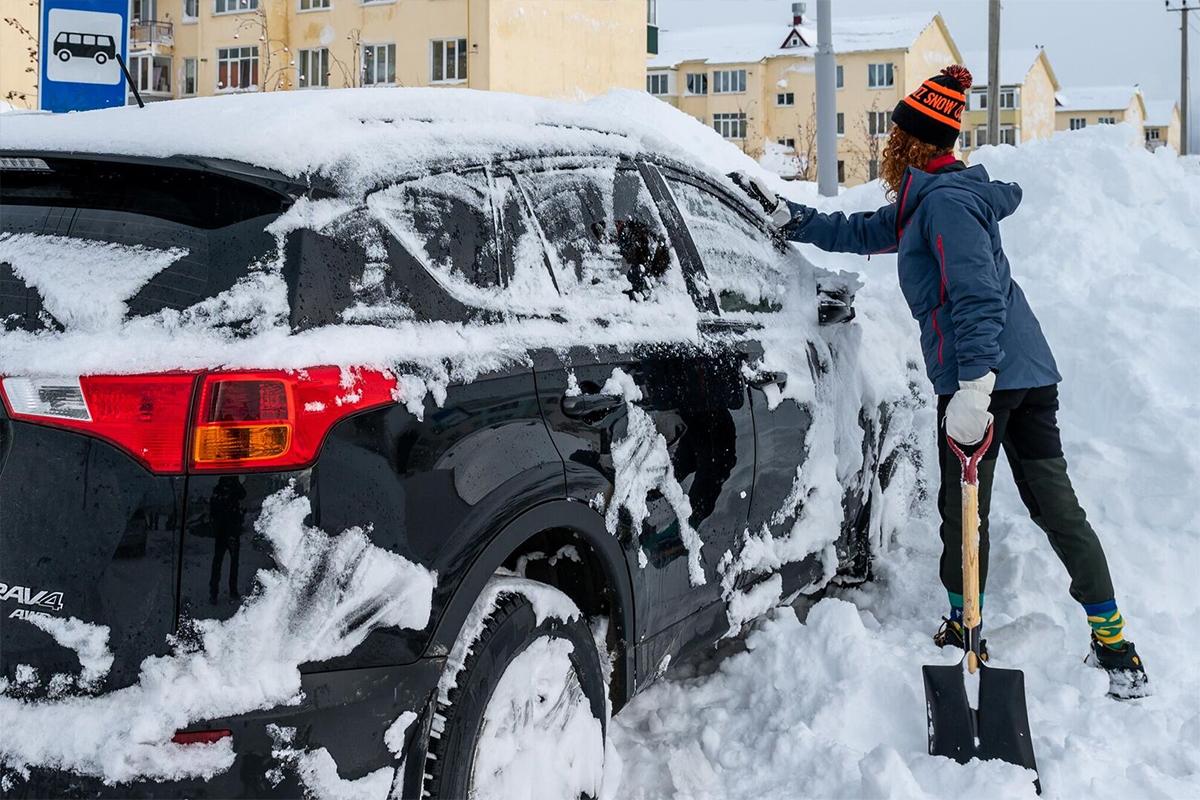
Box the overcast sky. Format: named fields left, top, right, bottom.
left=658, top=0, right=1198, bottom=149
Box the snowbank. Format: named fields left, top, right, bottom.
left=609, top=123, right=1200, bottom=799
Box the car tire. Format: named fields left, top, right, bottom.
left=424, top=584, right=608, bottom=800
left=94, top=52, right=108, bottom=65
left=58, top=50, right=71, bottom=62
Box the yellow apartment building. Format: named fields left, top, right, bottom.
left=1143, top=100, right=1181, bottom=152
left=1055, top=85, right=1146, bottom=138
left=958, top=48, right=1059, bottom=154
left=1, top=0, right=39, bottom=108
left=645, top=10, right=961, bottom=186
left=1, top=0, right=653, bottom=109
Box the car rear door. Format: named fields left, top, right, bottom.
left=506, top=157, right=755, bottom=644
left=0, top=155, right=293, bottom=694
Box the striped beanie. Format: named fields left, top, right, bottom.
left=891, top=65, right=973, bottom=148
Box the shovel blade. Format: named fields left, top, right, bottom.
left=922, top=662, right=1039, bottom=778
left=923, top=663, right=976, bottom=763
left=977, top=664, right=1038, bottom=774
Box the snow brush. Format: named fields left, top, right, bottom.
left=923, top=425, right=1040, bottom=791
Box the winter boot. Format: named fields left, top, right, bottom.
left=933, top=618, right=989, bottom=662
left=1085, top=636, right=1151, bottom=700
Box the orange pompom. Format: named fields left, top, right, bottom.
left=941, top=64, right=973, bottom=91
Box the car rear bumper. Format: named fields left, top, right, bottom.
left=4, top=657, right=444, bottom=799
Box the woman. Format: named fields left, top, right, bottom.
left=734, top=65, right=1149, bottom=699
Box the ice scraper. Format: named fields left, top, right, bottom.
left=922, top=425, right=1039, bottom=789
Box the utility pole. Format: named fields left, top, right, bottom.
left=815, top=0, right=838, bottom=196
left=1166, top=1, right=1193, bottom=155
left=987, top=0, right=1001, bottom=146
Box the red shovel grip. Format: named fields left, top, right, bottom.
left=946, top=424, right=994, bottom=486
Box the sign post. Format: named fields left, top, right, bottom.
left=39, top=0, right=130, bottom=112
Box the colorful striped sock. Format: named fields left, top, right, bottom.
left=948, top=591, right=984, bottom=626
left=1084, top=599, right=1126, bottom=649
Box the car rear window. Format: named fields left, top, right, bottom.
left=0, top=158, right=292, bottom=332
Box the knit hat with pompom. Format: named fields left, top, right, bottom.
left=890, top=65, right=973, bottom=148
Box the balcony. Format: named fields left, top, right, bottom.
left=130, top=19, right=173, bottom=48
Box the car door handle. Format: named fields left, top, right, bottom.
left=748, top=370, right=788, bottom=389
left=562, top=392, right=624, bottom=420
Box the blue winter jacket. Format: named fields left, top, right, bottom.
left=783, top=163, right=1061, bottom=396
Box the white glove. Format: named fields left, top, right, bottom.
left=945, top=372, right=995, bottom=446
left=730, top=172, right=793, bottom=228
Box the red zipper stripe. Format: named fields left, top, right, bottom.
left=933, top=233, right=949, bottom=365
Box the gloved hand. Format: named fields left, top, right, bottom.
left=729, top=172, right=794, bottom=228
left=945, top=372, right=995, bottom=446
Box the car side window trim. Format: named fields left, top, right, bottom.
left=635, top=160, right=719, bottom=315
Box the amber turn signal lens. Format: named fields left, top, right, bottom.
left=192, top=424, right=291, bottom=464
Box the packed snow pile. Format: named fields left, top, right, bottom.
left=0, top=486, right=437, bottom=785
left=606, top=126, right=1200, bottom=799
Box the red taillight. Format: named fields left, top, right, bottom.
left=1, top=374, right=196, bottom=473
left=171, top=728, right=232, bottom=745
left=0, top=367, right=401, bottom=475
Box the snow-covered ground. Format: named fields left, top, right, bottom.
left=605, top=125, right=1200, bottom=799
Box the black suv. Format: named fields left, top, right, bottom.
left=0, top=133, right=903, bottom=798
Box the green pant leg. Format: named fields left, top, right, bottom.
left=938, top=450, right=999, bottom=596
left=1005, top=451, right=1116, bottom=605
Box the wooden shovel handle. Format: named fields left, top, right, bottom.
left=947, top=425, right=994, bottom=674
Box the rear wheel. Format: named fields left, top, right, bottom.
left=425, top=582, right=607, bottom=800
left=94, top=52, right=108, bottom=65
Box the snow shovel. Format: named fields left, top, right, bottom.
left=923, top=424, right=1040, bottom=789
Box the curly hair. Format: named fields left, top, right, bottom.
left=880, top=125, right=954, bottom=201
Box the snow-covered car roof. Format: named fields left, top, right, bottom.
left=0, top=88, right=750, bottom=196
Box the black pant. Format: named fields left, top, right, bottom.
left=937, top=384, right=1115, bottom=606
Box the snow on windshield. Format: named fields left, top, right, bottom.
left=0, top=486, right=437, bottom=785
left=0, top=234, right=186, bottom=331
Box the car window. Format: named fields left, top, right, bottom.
left=665, top=175, right=792, bottom=311
left=368, top=170, right=501, bottom=292
left=515, top=163, right=689, bottom=305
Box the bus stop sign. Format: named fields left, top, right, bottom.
left=40, top=0, right=129, bottom=112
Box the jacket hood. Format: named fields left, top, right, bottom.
left=896, top=163, right=1022, bottom=229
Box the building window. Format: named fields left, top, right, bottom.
left=777, top=137, right=796, bottom=149
left=867, top=62, right=894, bottom=88
left=216, top=46, right=258, bottom=90
left=362, top=43, right=396, bottom=86
left=647, top=73, right=670, bottom=95
left=214, top=0, right=257, bottom=13
left=1097, top=116, right=1116, bottom=125
left=298, top=48, right=329, bottom=88
left=836, top=112, right=844, bottom=136
left=712, top=112, right=747, bottom=139
left=1000, top=88, right=1018, bottom=109
left=959, top=129, right=972, bottom=149
left=868, top=110, right=889, bottom=137
left=183, top=0, right=199, bottom=19
left=685, top=72, right=707, bottom=95
left=868, top=159, right=880, bottom=180
left=1069, top=117, right=1087, bottom=131
left=1146, top=128, right=1161, bottom=142
left=713, top=69, right=746, bottom=94
left=432, top=38, right=468, bottom=82
left=998, top=126, right=1018, bottom=145
left=647, top=0, right=657, bottom=25
left=131, top=54, right=171, bottom=94
left=299, top=0, right=330, bottom=9
left=835, top=64, right=843, bottom=89
left=182, top=57, right=197, bottom=95
left=837, top=160, right=845, bottom=183
left=776, top=92, right=794, bottom=106
left=971, top=88, right=987, bottom=110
